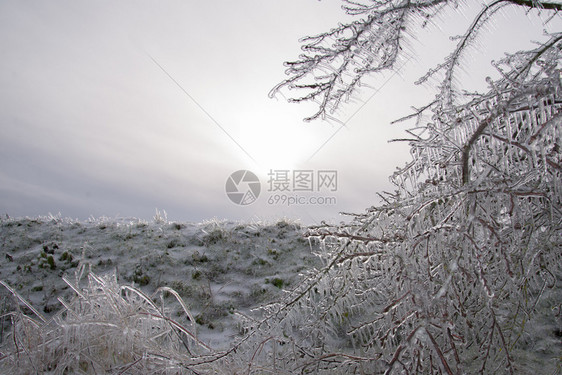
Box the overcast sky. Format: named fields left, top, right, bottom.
left=1, top=0, right=559, bottom=225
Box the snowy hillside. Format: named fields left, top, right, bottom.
left=0, top=215, right=318, bottom=349
left=1, top=215, right=560, bottom=374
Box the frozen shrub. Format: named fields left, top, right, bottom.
left=237, top=0, right=562, bottom=373
left=0, top=265, right=230, bottom=374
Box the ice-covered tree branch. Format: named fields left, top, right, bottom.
left=271, top=0, right=561, bottom=121
left=251, top=1, right=562, bottom=373
left=270, top=0, right=454, bottom=121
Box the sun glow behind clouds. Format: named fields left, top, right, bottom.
left=3, top=0, right=557, bottom=223
left=237, top=110, right=322, bottom=174
left=242, top=127, right=300, bottom=171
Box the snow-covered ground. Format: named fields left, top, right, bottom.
left=1, top=214, right=560, bottom=374
left=0, top=214, right=318, bottom=349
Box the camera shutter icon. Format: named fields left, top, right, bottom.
left=225, top=170, right=261, bottom=205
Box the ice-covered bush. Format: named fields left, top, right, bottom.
left=239, top=0, right=562, bottom=373
left=0, top=264, right=225, bottom=374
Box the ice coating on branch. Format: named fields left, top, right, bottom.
left=258, top=3, right=562, bottom=373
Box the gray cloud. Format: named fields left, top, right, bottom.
left=1, top=1, right=558, bottom=224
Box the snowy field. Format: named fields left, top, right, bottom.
left=0, top=214, right=560, bottom=373
left=0, top=214, right=318, bottom=349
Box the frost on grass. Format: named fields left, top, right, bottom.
left=0, top=217, right=315, bottom=374
left=0, top=266, right=217, bottom=374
